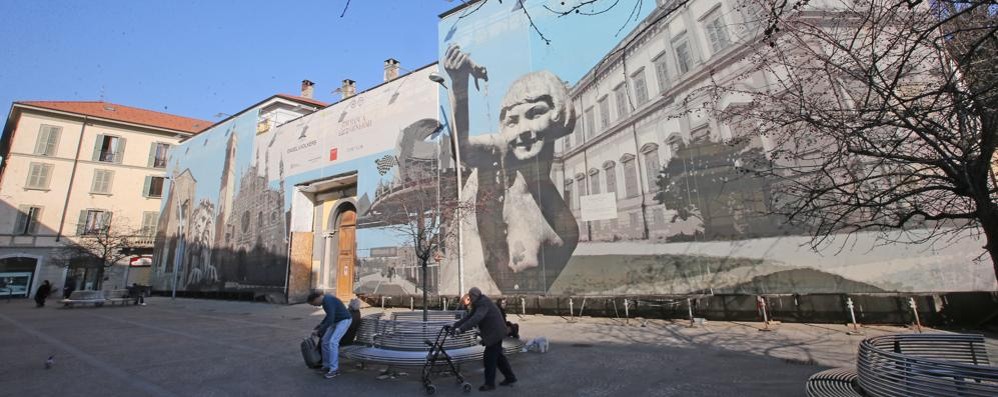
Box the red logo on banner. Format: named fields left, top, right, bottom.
left=329, top=148, right=338, bottom=161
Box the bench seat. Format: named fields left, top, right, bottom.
left=805, top=368, right=862, bottom=397
left=61, top=290, right=107, bottom=307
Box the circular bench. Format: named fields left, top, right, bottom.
left=341, top=311, right=526, bottom=367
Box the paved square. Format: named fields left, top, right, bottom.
left=2, top=297, right=990, bottom=396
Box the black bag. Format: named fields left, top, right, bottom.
left=301, top=336, right=322, bottom=368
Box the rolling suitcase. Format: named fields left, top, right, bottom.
left=301, top=335, right=322, bottom=368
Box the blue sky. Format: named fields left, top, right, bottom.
left=0, top=0, right=454, bottom=123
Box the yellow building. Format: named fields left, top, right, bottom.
left=0, top=101, right=209, bottom=298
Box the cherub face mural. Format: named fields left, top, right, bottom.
left=444, top=44, right=579, bottom=293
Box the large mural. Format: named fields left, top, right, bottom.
left=434, top=0, right=997, bottom=296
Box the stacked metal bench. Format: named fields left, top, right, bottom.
left=340, top=311, right=525, bottom=367
left=60, top=290, right=137, bottom=307
left=806, top=333, right=998, bottom=396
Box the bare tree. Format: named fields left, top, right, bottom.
left=706, top=0, right=998, bottom=279
left=56, top=216, right=140, bottom=290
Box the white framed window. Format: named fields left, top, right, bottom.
left=78, top=209, right=112, bottom=235
left=92, top=134, right=126, bottom=163
left=642, top=144, right=661, bottom=191
left=704, top=8, right=731, bottom=54
left=141, top=211, right=159, bottom=237
left=653, top=52, right=671, bottom=93
left=622, top=155, right=639, bottom=198
left=149, top=142, right=170, bottom=168
left=632, top=69, right=649, bottom=105
left=91, top=169, right=114, bottom=194
left=673, top=33, right=693, bottom=75
left=13, top=205, right=42, bottom=235
left=598, top=96, right=610, bottom=128
left=603, top=161, right=618, bottom=198
left=34, top=125, right=62, bottom=156
left=25, top=162, right=53, bottom=189
left=143, top=176, right=165, bottom=198
left=614, top=84, right=630, bottom=119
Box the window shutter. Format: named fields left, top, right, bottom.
left=92, top=134, right=105, bottom=161
left=14, top=206, right=29, bottom=234
left=34, top=127, right=50, bottom=155
left=27, top=207, right=41, bottom=234
left=143, top=176, right=152, bottom=197
left=101, top=211, right=113, bottom=233
left=26, top=164, right=40, bottom=187
left=103, top=171, right=113, bottom=193
left=114, top=137, right=127, bottom=163
left=147, top=143, right=157, bottom=167
left=76, top=210, right=88, bottom=235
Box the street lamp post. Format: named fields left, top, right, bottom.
left=429, top=73, right=465, bottom=296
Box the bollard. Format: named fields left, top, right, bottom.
left=908, top=297, right=923, bottom=333
left=381, top=296, right=386, bottom=311
left=579, top=297, right=587, bottom=317
left=568, top=298, right=575, bottom=323
left=623, top=299, right=630, bottom=326
left=410, top=296, right=414, bottom=311
left=758, top=296, right=773, bottom=332
left=443, top=297, right=448, bottom=311
left=687, top=298, right=695, bottom=328
left=520, top=297, right=526, bottom=316
left=846, top=297, right=863, bottom=335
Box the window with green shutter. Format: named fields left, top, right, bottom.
left=25, top=162, right=53, bottom=189
left=148, top=142, right=170, bottom=168
left=34, top=125, right=62, bottom=156
left=91, top=169, right=114, bottom=194
left=93, top=134, right=125, bottom=163
left=79, top=209, right=111, bottom=235
left=143, top=176, right=165, bottom=197
left=13, top=205, right=42, bottom=235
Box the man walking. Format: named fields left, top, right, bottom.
left=308, top=292, right=352, bottom=379
left=34, top=280, right=52, bottom=307
left=449, top=287, right=517, bottom=391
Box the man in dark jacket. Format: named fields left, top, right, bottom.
left=308, top=292, right=352, bottom=379
left=34, top=280, right=52, bottom=307
left=450, top=287, right=517, bottom=391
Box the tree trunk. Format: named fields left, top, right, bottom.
left=422, top=258, right=429, bottom=322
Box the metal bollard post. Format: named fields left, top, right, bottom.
left=520, top=297, right=526, bottom=317
left=443, top=297, right=448, bottom=311
left=687, top=298, right=695, bottom=328
left=410, top=296, right=414, bottom=311
left=381, top=296, right=386, bottom=311
left=846, top=297, right=863, bottom=335
left=908, top=297, right=923, bottom=333
left=623, top=299, right=630, bottom=326
left=568, top=298, right=575, bottom=323
left=579, top=297, right=587, bottom=317
left=759, top=296, right=773, bottom=332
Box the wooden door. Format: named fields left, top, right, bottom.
left=335, top=209, right=357, bottom=302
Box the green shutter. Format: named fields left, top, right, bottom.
left=14, top=206, right=29, bottom=234
left=92, top=134, right=104, bottom=161
left=40, top=164, right=52, bottom=189
left=147, top=143, right=157, bottom=167
left=34, top=127, right=50, bottom=155
left=76, top=210, right=88, bottom=235
left=47, top=127, right=61, bottom=156
left=101, top=211, right=113, bottom=232
left=114, top=137, right=126, bottom=163
left=142, top=176, right=152, bottom=197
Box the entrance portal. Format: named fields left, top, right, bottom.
left=333, top=205, right=357, bottom=302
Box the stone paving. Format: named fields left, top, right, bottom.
left=1, top=297, right=993, bottom=396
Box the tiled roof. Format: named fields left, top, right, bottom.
left=16, top=101, right=211, bottom=134
left=275, top=94, right=329, bottom=108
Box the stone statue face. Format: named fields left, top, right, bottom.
left=500, top=97, right=557, bottom=161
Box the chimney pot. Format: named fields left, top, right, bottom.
left=384, top=58, right=401, bottom=82
left=341, top=79, right=357, bottom=99
left=300, top=79, right=315, bottom=99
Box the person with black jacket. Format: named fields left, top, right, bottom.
left=448, top=287, right=517, bottom=391
left=34, top=280, right=52, bottom=307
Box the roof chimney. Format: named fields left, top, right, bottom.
left=341, top=79, right=356, bottom=99
left=300, top=80, right=315, bottom=99
left=384, top=58, right=400, bottom=82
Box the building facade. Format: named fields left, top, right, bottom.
left=0, top=101, right=209, bottom=298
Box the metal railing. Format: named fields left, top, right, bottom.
left=856, top=333, right=998, bottom=397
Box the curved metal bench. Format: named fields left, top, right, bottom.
left=341, top=311, right=525, bottom=367
left=857, top=333, right=998, bottom=397
left=807, top=333, right=998, bottom=397
left=60, top=290, right=107, bottom=307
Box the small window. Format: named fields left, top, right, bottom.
left=653, top=53, right=671, bottom=93
left=141, top=211, right=159, bottom=236
left=91, top=169, right=114, bottom=194
left=598, top=96, right=611, bottom=128
left=149, top=143, right=170, bottom=168
left=674, top=34, right=693, bottom=75
left=615, top=84, right=630, bottom=119
left=80, top=210, right=111, bottom=235
left=144, top=176, right=165, bottom=198
left=34, top=125, right=62, bottom=156
left=604, top=164, right=618, bottom=198
left=14, top=206, right=42, bottom=235
left=632, top=69, right=649, bottom=105
left=25, top=162, right=53, bottom=189
left=622, top=157, right=639, bottom=198
left=644, top=149, right=661, bottom=192
left=93, top=135, right=125, bottom=163
left=704, top=9, right=731, bottom=54
left=584, top=108, right=596, bottom=138
left=589, top=170, right=601, bottom=195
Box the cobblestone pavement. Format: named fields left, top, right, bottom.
left=1, top=297, right=990, bottom=396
